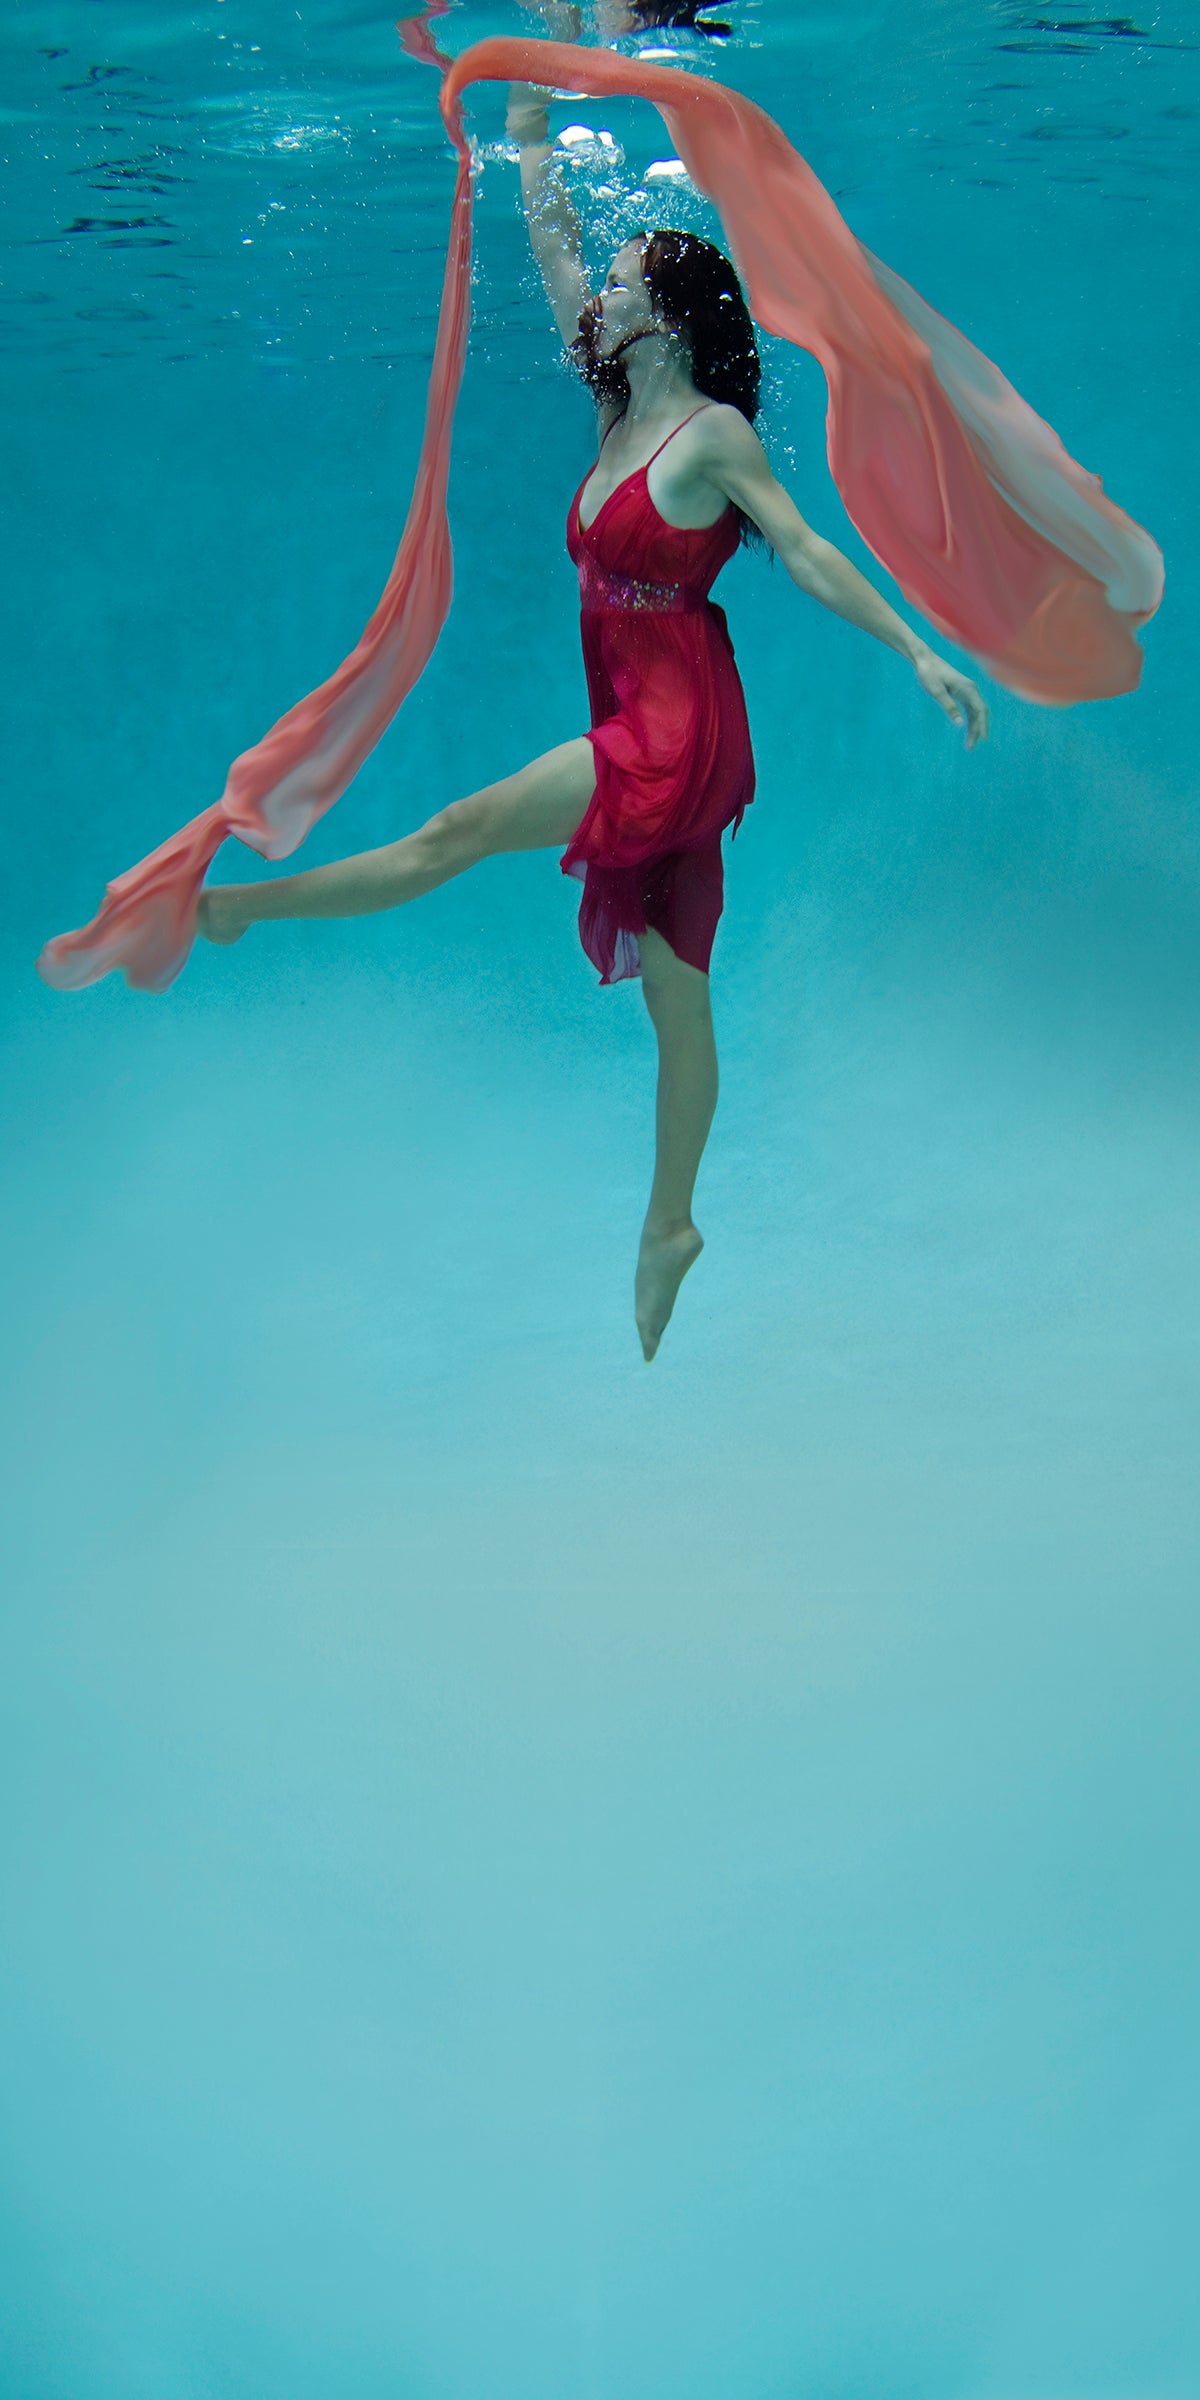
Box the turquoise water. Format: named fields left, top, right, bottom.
left=2, top=2, right=1198, bottom=2393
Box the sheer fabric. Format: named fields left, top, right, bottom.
left=37, top=27, right=1162, bottom=995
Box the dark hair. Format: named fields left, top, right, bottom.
left=572, top=231, right=764, bottom=546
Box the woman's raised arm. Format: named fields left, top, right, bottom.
left=507, top=82, right=593, bottom=351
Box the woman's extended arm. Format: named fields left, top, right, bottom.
left=699, top=406, right=991, bottom=745
left=507, top=81, right=593, bottom=350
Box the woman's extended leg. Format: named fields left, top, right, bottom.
left=197, top=738, right=596, bottom=942
left=634, top=925, right=718, bottom=1363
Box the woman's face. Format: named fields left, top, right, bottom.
left=594, top=240, right=655, bottom=357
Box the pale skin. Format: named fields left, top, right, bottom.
left=199, top=78, right=989, bottom=1361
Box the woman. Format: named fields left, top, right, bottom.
left=196, top=81, right=987, bottom=1361
left=38, top=33, right=1158, bottom=1355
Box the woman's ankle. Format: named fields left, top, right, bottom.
left=641, top=1210, right=699, bottom=1242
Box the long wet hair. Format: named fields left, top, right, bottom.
left=572, top=229, right=765, bottom=547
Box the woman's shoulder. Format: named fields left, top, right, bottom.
left=692, top=399, right=762, bottom=457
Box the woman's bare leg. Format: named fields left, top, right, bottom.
left=634, top=926, right=718, bottom=1362
left=197, top=737, right=596, bottom=941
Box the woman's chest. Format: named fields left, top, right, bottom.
left=569, top=479, right=733, bottom=588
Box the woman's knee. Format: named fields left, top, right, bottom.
left=434, top=793, right=493, bottom=861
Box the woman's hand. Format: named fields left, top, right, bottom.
left=913, top=648, right=990, bottom=747
left=507, top=82, right=553, bottom=143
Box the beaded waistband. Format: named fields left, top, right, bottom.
left=578, top=556, right=705, bottom=615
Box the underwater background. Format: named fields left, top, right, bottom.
left=2, top=1, right=1197, bottom=2394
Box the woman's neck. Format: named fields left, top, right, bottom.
left=619, top=333, right=699, bottom=424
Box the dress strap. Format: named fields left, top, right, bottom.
left=643, top=402, right=716, bottom=471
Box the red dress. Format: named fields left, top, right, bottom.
left=562, top=406, right=756, bottom=985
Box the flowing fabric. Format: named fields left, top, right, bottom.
left=564, top=405, right=754, bottom=984
left=37, top=27, right=1162, bottom=995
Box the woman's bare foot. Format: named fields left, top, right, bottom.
left=197, top=887, right=249, bottom=946
left=635, top=1218, right=704, bottom=1361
